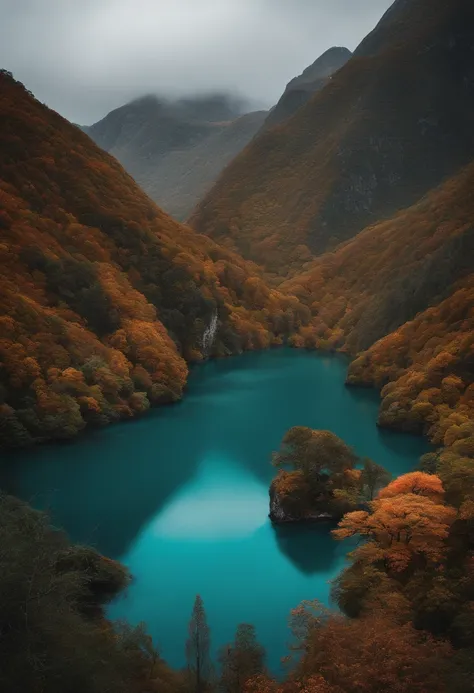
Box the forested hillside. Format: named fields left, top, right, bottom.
left=0, top=492, right=183, bottom=693
left=185, top=0, right=474, bottom=470
left=281, top=159, right=474, bottom=486
left=190, top=0, right=474, bottom=275
left=0, top=71, right=307, bottom=448
left=2, top=0, right=474, bottom=689
left=284, top=161, right=474, bottom=353
left=83, top=95, right=267, bottom=221
left=4, top=471, right=474, bottom=693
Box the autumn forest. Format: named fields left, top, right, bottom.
left=1, top=0, right=474, bottom=690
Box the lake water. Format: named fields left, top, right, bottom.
left=0, top=348, right=429, bottom=673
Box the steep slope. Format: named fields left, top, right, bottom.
left=0, top=71, right=307, bottom=448
left=190, top=0, right=474, bottom=275
left=283, top=159, right=474, bottom=457
left=285, top=161, right=474, bottom=353
left=263, top=47, right=352, bottom=130
left=83, top=95, right=266, bottom=221
left=127, top=110, right=267, bottom=223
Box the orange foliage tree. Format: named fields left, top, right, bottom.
left=333, top=488, right=456, bottom=572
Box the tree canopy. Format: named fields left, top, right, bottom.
left=271, top=428, right=390, bottom=519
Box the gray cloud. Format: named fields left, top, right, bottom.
left=0, top=0, right=393, bottom=124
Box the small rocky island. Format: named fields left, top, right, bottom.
left=269, top=427, right=391, bottom=524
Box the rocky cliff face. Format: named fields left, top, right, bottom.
left=268, top=481, right=334, bottom=524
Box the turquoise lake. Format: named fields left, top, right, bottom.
left=0, top=348, right=429, bottom=673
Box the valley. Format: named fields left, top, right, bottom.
left=1, top=0, right=474, bottom=691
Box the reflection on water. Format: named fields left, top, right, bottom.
left=153, top=456, right=268, bottom=540
left=272, top=523, right=341, bottom=576
left=1, top=348, right=430, bottom=673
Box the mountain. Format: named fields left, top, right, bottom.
left=0, top=70, right=306, bottom=448
left=82, top=94, right=267, bottom=221
left=82, top=47, right=352, bottom=221
left=282, top=157, right=474, bottom=455
left=121, top=110, right=267, bottom=225
left=190, top=0, right=474, bottom=275
left=264, top=47, right=352, bottom=129
left=284, top=158, right=474, bottom=351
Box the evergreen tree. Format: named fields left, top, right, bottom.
left=186, top=595, right=212, bottom=693
left=219, top=624, right=265, bottom=693
left=360, top=458, right=392, bottom=500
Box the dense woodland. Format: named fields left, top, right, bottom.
left=189, top=0, right=474, bottom=511
left=0, top=70, right=308, bottom=449
left=2, top=0, right=474, bottom=689
left=280, top=162, right=474, bottom=508
left=2, top=450, right=474, bottom=692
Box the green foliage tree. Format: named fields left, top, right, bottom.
left=288, top=600, right=331, bottom=651
left=0, top=492, right=174, bottom=693
left=272, top=427, right=357, bottom=477
left=270, top=428, right=389, bottom=519
left=0, top=404, right=32, bottom=448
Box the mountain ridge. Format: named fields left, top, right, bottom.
left=263, top=46, right=352, bottom=129
left=189, top=0, right=474, bottom=274
left=82, top=94, right=267, bottom=221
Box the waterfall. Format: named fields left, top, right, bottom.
left=201, top=310, right=218, bottom=355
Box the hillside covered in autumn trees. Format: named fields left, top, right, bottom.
left=190, top=0, right=474, bottom=275
left=280, top=157, right=474, bottom=497
left=186, top=0, right=474, bottom=506
left=0, top=70, right=308, bottom=448
left=2, top=461, right=474, bottom=692
left=2, top=0, right=474, bottom=688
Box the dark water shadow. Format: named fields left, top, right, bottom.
left=271, top=522, right=339, bottom=575
left=1, top=409, right=207, bottom=559
left=0, top=349, right=431, bottom=562
left=374, top=426, right=433, bottom=457
left=343, top=382, right=382, bottom=408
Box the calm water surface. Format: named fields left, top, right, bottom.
left=1, top=349, right=429, bottom=672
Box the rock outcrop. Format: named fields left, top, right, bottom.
left=268, top=481, right=334, bottom=524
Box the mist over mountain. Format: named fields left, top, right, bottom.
left=3, top=1, right=474, bottom=691
left=81, top=45, right=354, bottom=222
left=82, top=93, right=266, bottom=221
left=190, top=0, right=474, bottom=273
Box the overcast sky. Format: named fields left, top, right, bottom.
left=1, top=0, right=393, bottom=125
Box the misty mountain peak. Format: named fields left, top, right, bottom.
left=82, top=91, right=267, bottom=220
left=286, top=47, right=353, bottom=89
left=264, top=46, right=352, bottom=129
